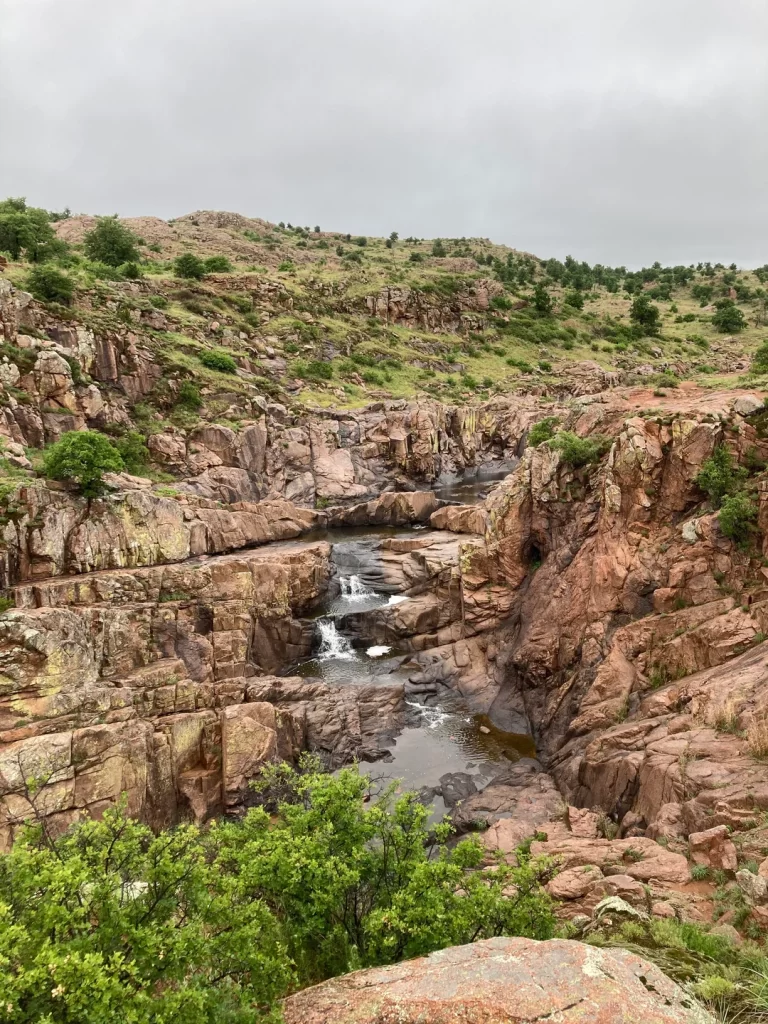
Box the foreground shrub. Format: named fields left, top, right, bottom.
left=550, top=430, right=609, bottom=467
left=43, top=431, right=123, bottom=497
left=0, top=760, right=556, bottom=1022
left=204, top=255, right=233, bottom=273
left=712, top=299, right=746, bottom=333
left=751, top=341, right=768, bottom=374
left=293, top=359, right=333, bottom=381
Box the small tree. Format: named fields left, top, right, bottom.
left=718, top=492, right=757, bottom=543
left=629, top=294, right=661, bottom=334
left=0, top=197, right=67, bottom=262
left=431, top=239, right=447, bottom=257
left=25, top=264, right=74, bottom=304
left=566, top=291, right=587, bottom=312
left=203, top=254, right=233, bottom=273
left=533, top=283, right=553, bottom=315
left=751, top=342, right=768, bottom=374
left=712, top=299, right=746, bottom=333
left=695, top=445, right=747, bottom=507
left=113, top=430, right=149, bottom=474
left=43, top=431, right=124, bottom=497
left=83, top=216, right=140, bottom=267
left=174, top=252, right=207, bottom=279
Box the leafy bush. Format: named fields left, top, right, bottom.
left=43, top=431, right=123, bottom=497
left=294, top=360, right=333, bottom=381
left=0, top=196, right=67, bottom=262
left=550, top=431, right=609, bottom=467
left=113, top=431, right=149, bottom=474
left=564, top=290, right=584, bottom=310
left=174, top=253, right=207, bottom=279
left=176, top=381, right=202, bottom=411
left=718, top=492, right=757, bottom=543
left=204, top=255, right=233, bottom=273
left=533, top=283, right=553, bottom=314
left=751, top=341, right=768, bottom=374
left=25, top=264, right=74, bottom=304
left=83, top=216, right=140, bottom=267
left=149, top=295, right=168, bottom=309
left=0, top=760, right=556, bottom=1022
left=712, top=299, right=746, bottom=333
left=118, top=261, right=143, bottom=279
left=695, top=445, right=747, bottom=507
left=199, top=350, right=237, bottom=373
left=528, top=417, right=560, bottom=447
left=278, top=260, right=295, bottom=272
left=629, top=294, right=661, bottom=334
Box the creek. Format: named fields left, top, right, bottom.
left=285, top=462, right=536, bottom=813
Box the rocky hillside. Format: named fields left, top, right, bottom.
left=2, top=202, right=768, bottom=1021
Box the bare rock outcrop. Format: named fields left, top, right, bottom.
left=282, top=937, right=714, bottom=1024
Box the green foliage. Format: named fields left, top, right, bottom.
left=751, top=341, right=768, bottom=374
left=528, top=417, right=560, bottom=447
left=83, top=216, right=140, bottom=267
left=113, top=431, right=149, bottom=475
left=0, top=595, right=14, bottom=613
left=550, top=431, right=609, bottom=467
left=431, top=239, right=447, bottom=257
left=0, top=197, right=67, bottom=262
left=563, top=290, right=584, bottom=310
left=0, top=761, right=556, bottom=1023
left=293, top=360, right=334, bottom=382
left=629, top=294, right=661, bottom=334
left=695, top=446, right=747, bottom=507
left=118, top=261, right=143, bottom=279
left=712, top=299, right=746, bottom=333
left=25, top=264, right=74, bottom=304
left=718, top=492, right=757, bottom=543
left=176, top=381, right=202, bottom=411
left=43, top=431, right=123, bottom=497
left=533, top=283, right=553, bottom=315
left=174, top=253, right=207, bottom=279
left=203, top=255, right=233, bottom=273
left=199, top=350, right=237, bottom=374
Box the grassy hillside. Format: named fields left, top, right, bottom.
left=3, top=198, right=768, bottom=416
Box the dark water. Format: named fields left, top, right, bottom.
left=417, top=461, right=517, bottom=504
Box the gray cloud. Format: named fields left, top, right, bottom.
left=1, top=0, right=766, bottom=266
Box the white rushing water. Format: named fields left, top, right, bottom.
left=387, top=595, right=408, bottom=606
left=366, top=645, right=392, bottom=658
left=317, top=619, right=357, bottom=661
left=339, top=575, right=377, bottom=601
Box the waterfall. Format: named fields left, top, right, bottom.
left=317, top=619, right=356, bottom=661
left=339, top=575, right=376, bottom=600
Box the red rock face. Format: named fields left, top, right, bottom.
left=282, top=937, right=715, bottom=1024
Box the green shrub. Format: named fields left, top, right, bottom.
left=528, top=417, right=560, bottom=447
left=113, top=430, right=149, bottom=474
left=629, top=294, right=661, bottom=334
left=204, top=255, right=233, bottom=273
left=176, top=380, right=202, bottom=411
left=25, top=264, right=74, bottom=304
left=43, top=431, right=123, bottom=497
left=149, top=295, right=168, bottom=309
left=199, top=350, right=237, bottom=373
left=118, top=261, right=143, bottom=279
left=83, top=216, right=140, bottom=267
left=718, top=492, right=757, bottom=543
left=0, top=196, right=68, bottom=262
left=550, top=431, right=609, bottom=467
left=751, top=341, right=768, bottom=374
left=293, top=359, right=333, bottom=382
left=538, top=360, right=553, bottom=372
left=712, top=299, right=746, bottom=333
left=564, top=290, right=584, bottom=310
left=174, top=252, right=207, bottom=279
left=695, top=445, right=747, bottom=507
left=431, top=239, right=447, bottom=257
left=278, top=260, right=295, bottom=272
left=533, top=283, right=553, bottom=315
left=0, top=760, right=555, bottom=1022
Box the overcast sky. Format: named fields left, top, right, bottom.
left=1, top=0, right=766, bottom=267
